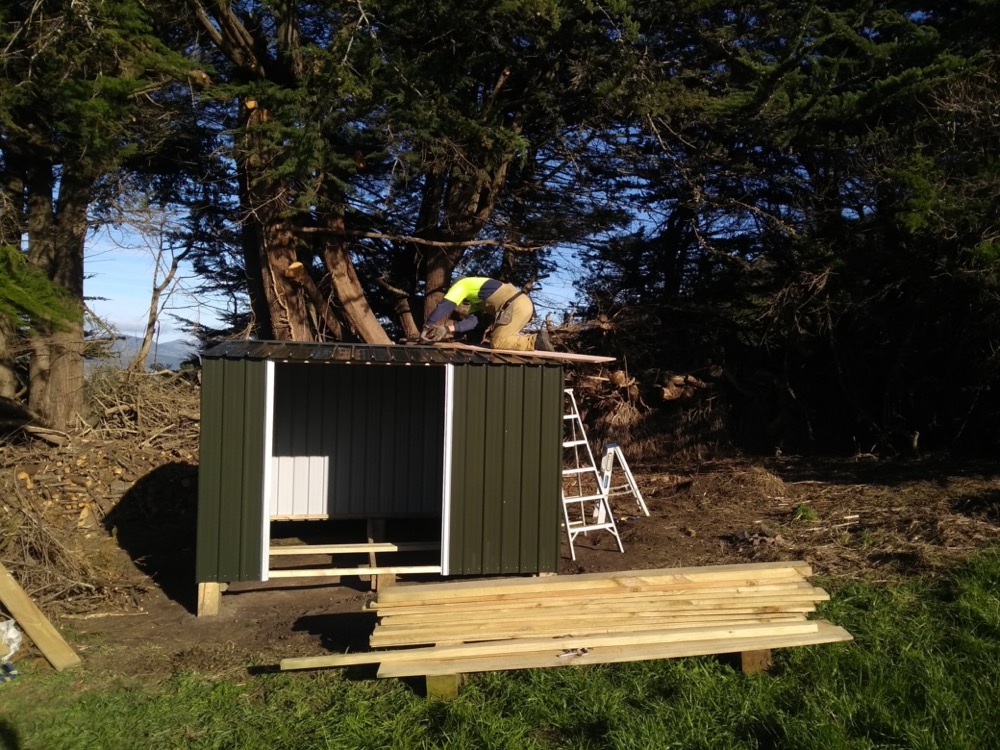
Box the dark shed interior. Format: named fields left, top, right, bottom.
left=196, top=342, right=565, bottom=586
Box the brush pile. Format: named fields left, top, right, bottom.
left=0, top=367, right=200, bottom=614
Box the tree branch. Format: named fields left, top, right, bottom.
left=297, top=227, right=545, bottom=252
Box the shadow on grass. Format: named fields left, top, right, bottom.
left=0, top=718, right=21, bottom=750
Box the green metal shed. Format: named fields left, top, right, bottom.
left=196, top=341, right=566, bottom=586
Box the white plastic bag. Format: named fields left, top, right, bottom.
left=0, top=617, right=22, bottom=661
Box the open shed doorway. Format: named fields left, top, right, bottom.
left=265, top=362, right=448, bottom=579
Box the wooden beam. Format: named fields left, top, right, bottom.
left=282, top=622, right=820, bottom=671
left=268, top=565, right=442, bottom=578
left=373, top=562, right=814, bottom=604
left=425, top=673, right=464, bottom=700
left=0, top=561, right=81, bottom=671
left=370, top=613, right=814, bottom=648
left=373, top=589, right=829, bottom=621
left=197, top=582, right=222, bottom=617
left=375, top=622, right=853, bottom=678
left=739, top=649, right=773, bottom=674
left=268, top=542, right=440, bottom=556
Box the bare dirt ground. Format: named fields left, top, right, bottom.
left=2, top=373, right=999, bottom=682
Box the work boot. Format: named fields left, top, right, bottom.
left=535, top=329, right=555, bottom=351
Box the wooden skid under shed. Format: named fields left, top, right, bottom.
left=280, top=561, right=852, bottom=678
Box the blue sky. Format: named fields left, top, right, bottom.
left=85, top=231, right=219, bottom=341
left=84, top=232, right=583, bottom=342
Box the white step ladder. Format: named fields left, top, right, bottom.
left=561, top=389, right=624, bottom=560
left=599, top=443, right=650, bottom=518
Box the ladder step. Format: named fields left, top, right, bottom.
left=563, top=494, right=609, bottom=504
left=563, top=439, right=588, bottom=447
left=562, top=467, right=596, bottom=475
left=567, top=522, right=620, bottom=534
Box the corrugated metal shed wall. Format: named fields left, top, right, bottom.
left=270, top=363, right=445, bottom=518
left=196, top=357, right=268, bottom=582
left=447, top=364, right=563, bottom=575
left=196, top=343, right=564, bottom=582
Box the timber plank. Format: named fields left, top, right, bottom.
left=0, top=561, right=81, bottom=671
left=269, top=542, right=440, bottom=556
left=368, top=581, right=821, bottom=614
left=276, top=562, right=852, bottom=686
left=374, top=606, right=822, bottom=635
left=283, top=621, right=821, bottom=672
left=374, top=596, right=825, bottom=624
left=268, top=565, right=442, bottom=578
left=373, top=589, right=829, bottom=621
left=375, top=622, right=854, bottom=678
left=373, top=563, right=814, bottom=604
left=369, top=613, right=815, bottom=647
left=379, top=569, right=805, bottom=608
left=370, top=617, right=816, bottom=647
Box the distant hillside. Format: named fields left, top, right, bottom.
left=87, top=336, right=198, bottom=371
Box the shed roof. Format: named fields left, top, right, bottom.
left=200, top=340, right=563, bottom=366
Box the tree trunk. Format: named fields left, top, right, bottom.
left=259, top=209, right=312, bottom=341
left=241, top=106, right=314, bottom=341
left=25, top=166, right=88, bottom=430
left=321, top=205, right=392, bottom=344
left=0, top=170, right=22, bottom=397
left=418, top=159, right=513, bottom=321
left=28, top=323, right=84, bottom=429
left=0, top=317, right=18, bottom=399
left=236, top=162, right=275, bottom=338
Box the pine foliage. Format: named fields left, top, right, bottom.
left=0, top=247, right=77, bottom=331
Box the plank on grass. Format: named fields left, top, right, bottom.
left=370, top=575, right=819, bottom=610
left=282, top=621, right=821, bottom=671
left=369, top=581, right=823, bottom=615
left=372, top=590, right=829, bottom=623
left=369, top=614, right=814, bottom=648
left=373, top=562, right=814, bottom=604
left=376, top=621, right=854, bottom=678
left=0, top=561, right=81, bottom=671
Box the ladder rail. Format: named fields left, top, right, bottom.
left=600, top=444, right=650, bottom=517
left=561, top=389, right=624, bottom=560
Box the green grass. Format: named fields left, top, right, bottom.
left=2, top=547, right=1000, bottom=750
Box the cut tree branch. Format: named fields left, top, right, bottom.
left=296, top=227, right=545, bottom=252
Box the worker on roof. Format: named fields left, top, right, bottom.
left=420, top=277, right=554, bottom=352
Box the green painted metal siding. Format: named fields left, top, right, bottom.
left=448, top=364, right=563, bottom=575
left=196, top=350, right=564, bottom=584
left=196, top=358, right=267, bottom=582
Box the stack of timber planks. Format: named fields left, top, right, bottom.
left=280, top=561, right=852, bottom=678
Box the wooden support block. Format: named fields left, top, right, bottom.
left=197, top=582, right=222, bottom=617
left=739, top=649, right=772, bottom=674
left=368, top=519, right=386, bottom=593
left=0, top=561, right=81, bottom=671
left=425, top=673, right=464, bottom=700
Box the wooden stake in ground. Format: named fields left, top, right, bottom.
left=0, top=561, right=81, bottom=671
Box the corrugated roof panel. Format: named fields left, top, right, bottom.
left=201, top=341, right=562, bottom=366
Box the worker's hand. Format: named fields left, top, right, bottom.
left=421, top=324, right=449, bottom=343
